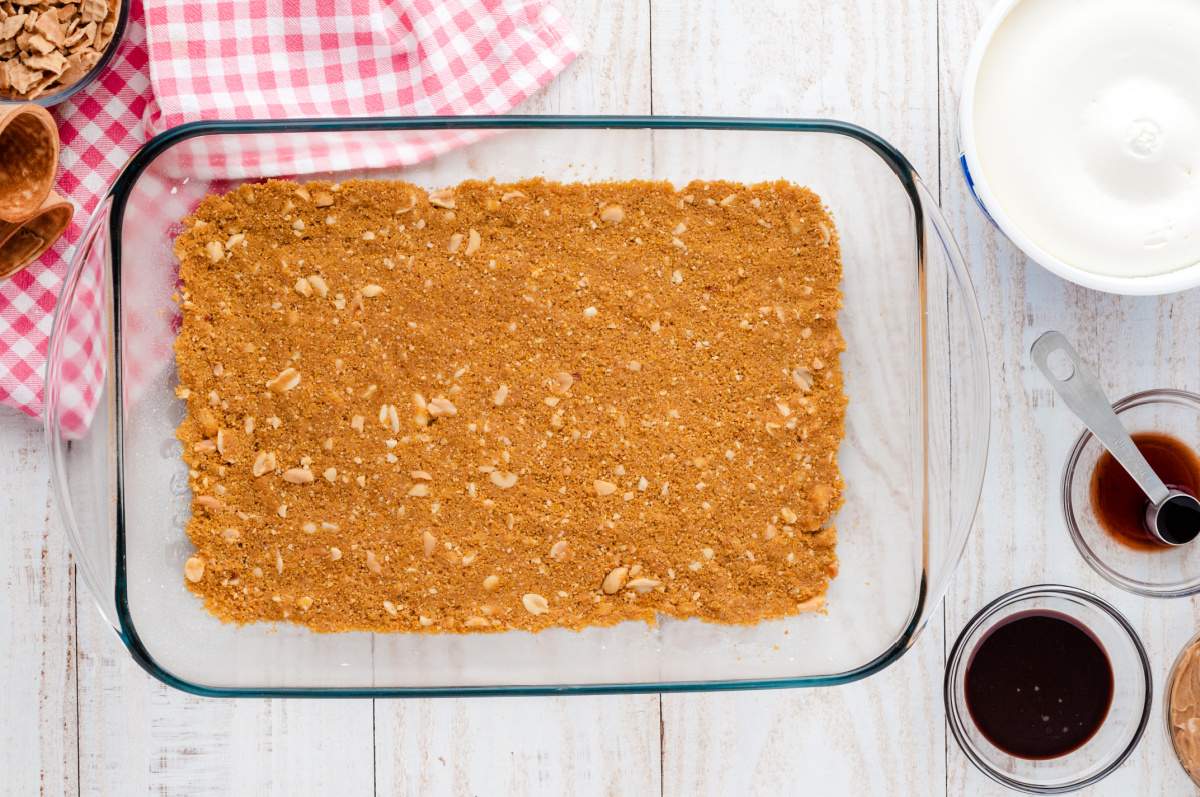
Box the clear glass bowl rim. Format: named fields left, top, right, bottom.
left=943, top=584, right=1152, bottom=794
left=1165, top=628, right=1200, bottom=788
left=1061, top=388, right=1200, bottom=598
left=47, top=115, right=991, bottom=697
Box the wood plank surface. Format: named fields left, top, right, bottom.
left=0, top=419, right=77, bottom=797
left=375, top=696, right=662, bottom=796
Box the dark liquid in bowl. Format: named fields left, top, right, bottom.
left=965, top=612, right=1113, bottom=759
left=1090, top=432, right=1200, bottom=549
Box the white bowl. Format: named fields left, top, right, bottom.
left=958, top=0, right=1200, bottom=296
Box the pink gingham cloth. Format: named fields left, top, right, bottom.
left=1, top=0, right=579, bottom=432
left=145, top=0, right=579, bottom=175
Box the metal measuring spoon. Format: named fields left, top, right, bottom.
left=1032, top=330, right=1200, bottom=546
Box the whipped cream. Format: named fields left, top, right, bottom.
left=973, top=0, right=1200, bottom=278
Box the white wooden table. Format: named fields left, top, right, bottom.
left=2, top=1, right=1196, bottom=793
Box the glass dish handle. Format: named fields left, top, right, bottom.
left=913, top=178, right=990, bottom=637
left=45, top=197, right=119, bottom=629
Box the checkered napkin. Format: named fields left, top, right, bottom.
left=144, top=0, right=579, bottom=175
left=2, top=0, right=578, bottom=432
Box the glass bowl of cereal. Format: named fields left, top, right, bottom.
left=0, top=0, right=126, bottom=105
left=44, top=117, right=990, bottom=696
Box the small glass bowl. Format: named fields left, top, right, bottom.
left=1166, top=630, right=1200, bottom=787
left=945, top=585, right=1151, bottom=794
left=1063, top=389, right=1200, bottom=597
left=0, top=0, right=128, bottom=108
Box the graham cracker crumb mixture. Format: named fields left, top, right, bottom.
left=173, top=177, right=846, bottom=633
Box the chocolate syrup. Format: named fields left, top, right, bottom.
left=1090, top=432, right=1200, bottom=549
left=965, top=612, right=1113, bottom=759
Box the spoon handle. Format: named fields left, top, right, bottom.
left=1031, top=331, right=1170, bottom=505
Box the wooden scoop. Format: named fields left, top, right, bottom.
left=0, top=191, right=73, bottom=279
left=0, top=104, right=59, bottom=224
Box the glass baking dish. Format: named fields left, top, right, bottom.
left=45, top=116, right=989, bottom=697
